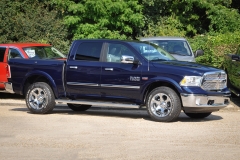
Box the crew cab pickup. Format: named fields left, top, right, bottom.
left=0, top=43, right=65, bottom=92
left=5, top=39, right=230, bottom=122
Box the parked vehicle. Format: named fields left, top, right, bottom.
left=140, top=36, right=204, bottom=62
left=5, top=39, right=230, bottom=122
left=223, top=45, right=240, bottom=96
left=0, top=43, right=65, bottom=92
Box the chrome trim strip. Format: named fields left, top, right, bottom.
left=66, top=82, right=140, bottom=89
left=67, top=82, right=99, bottom=86
left=101, top=84, right=140, bottom=89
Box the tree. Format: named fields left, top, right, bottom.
left=0, top=0, right=69, bottom=53
left=59, top=0, right=144, bottom=40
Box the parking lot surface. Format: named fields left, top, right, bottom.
left=0, top=93, right=240, bottom=160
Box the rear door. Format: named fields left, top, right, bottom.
left=0, top=47, right=8, bottom=89
left=100, top=42, right=143, bottom=102
left=65, top=41, right=104, bottom=99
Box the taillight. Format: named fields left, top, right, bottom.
left=6, top=64, right=11, bottom=78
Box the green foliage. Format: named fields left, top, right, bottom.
left=0, top=0, right=70, bottom=54
left=189, top=32, right=240, bottom=68
left=62, top=0, right=144, bottom=40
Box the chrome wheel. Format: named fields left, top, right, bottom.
left=28, top=87, right=48, bottom=110
left=150, top=93, right=173, bottom=118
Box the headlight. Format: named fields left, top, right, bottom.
left=180, top=76, right=202, bottom=86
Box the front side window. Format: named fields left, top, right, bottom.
left=75, top=42, right=103, bottom=61
left=106, top=43, right=135, bottom=63
left=0, top=47, right=6, bottom=62
left=23, top=46, right=65, bottom=59
left=8, top=48, right=23, bottom=60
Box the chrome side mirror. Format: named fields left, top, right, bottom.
left=195, top=50, right=204, bottom=57
left=121, top=55, right=140, bottom=64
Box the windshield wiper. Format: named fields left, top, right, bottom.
left=170, top=52, right=187, bottom=56
left=151, top=58, right=168, bottom=61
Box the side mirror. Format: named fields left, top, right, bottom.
left=195, top=50, right=204, bottom=57
left=231, top=54, right=240, bottom=61
left=121, top=55, right=140, bottom=65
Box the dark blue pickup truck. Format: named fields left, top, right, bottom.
left=5, top=39, right=231, bottom=122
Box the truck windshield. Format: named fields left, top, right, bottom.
left=129, top=42, right=176, bottom=61
left=147, top=40, right=192, bottom=56
left=23, top=46, right=66, bottom=59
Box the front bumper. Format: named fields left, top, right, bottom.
left=181, top=93, right=230, bottom=113
left=4, top=82, right=15, bottom=94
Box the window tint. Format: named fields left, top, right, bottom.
left=0, top=47, right=6, bottom=62
left=8, top=48, right=23, bottom=60
left=106, top=43, right=135, bottom=62
left=75, top=42, right=102, bottom=61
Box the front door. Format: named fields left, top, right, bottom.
left=100, top=42, right=143, bottom=102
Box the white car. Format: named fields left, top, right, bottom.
left=140, top=36, right=203, bottom=62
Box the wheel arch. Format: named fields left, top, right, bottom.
left=142, top=78, right=183, bottom=105
left=21, top=71, right=58, bottom=98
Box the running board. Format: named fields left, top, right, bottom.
left=56, top=99, right=140, bottom=108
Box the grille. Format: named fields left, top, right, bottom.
left=201, top=71, right=227, bottom=91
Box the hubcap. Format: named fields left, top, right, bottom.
left=150, top=93, right=172, bottom=117
left=28, top=88, right=47, bottom=110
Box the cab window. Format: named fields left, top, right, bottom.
left=75, top=42, right=103, bottom=61
left=8, top=48, right=23, bottom=60
left=106, top=43, right=135, bottom=63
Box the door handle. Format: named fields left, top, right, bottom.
left=105, top=68, right=113, bottom=71
left=69, top=66, right=78, bottom=69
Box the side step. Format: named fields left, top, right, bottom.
left=56, top=99, right=141, bottom=108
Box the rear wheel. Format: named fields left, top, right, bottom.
left=25, top=82, right=55, bottom=114
left=146, top=87, right=181, bottom=122
left=67, top=103, right=92, bottom=111
left=184, top=112, right=212, bottom=119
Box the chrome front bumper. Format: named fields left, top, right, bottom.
left=181, top=93, right=230, bottom=113
left=4, top=82, right=15, bottom=94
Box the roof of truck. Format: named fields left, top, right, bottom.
left=140, top=37, right=187, bottom=41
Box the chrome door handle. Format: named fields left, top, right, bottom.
left=105, top=68, right=113, bottom=71
left=69, top=66, right=78, bottom=69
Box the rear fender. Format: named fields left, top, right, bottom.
left=21, top=70, right=59, bottom=98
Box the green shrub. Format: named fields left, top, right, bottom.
left=188, top=32, right=240, bottom=69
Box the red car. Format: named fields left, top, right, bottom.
left=0, top=43, right=66, bottom=92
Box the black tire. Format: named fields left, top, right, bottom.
left=146, top=87, right=181, bottom=122
left=67, top=103, right=92, bottom=111
left=184, top=112, right=212, bottom=119
left=25, top=82, right=55, bottom=114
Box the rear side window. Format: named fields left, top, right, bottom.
left=75, top=42, right=103, bottom=61
left=8, top=48, right=23, bottom=59
left=0, top=47, right=6, bottom=62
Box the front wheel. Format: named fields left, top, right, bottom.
left=184, top=112, right=212, bottom=119
left=67, top=103, right=92, bottom=111
left=146, top=87, right=182, bottom=122
left=25, top=82, right=55, bottom=114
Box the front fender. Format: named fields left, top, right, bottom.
left=21, top=70, right=59, bottom=98
left=140, top=77, right=183, bottom=101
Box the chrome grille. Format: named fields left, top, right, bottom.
left=201, top=71, right=227, bottom=91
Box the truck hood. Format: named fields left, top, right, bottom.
left=152, top=60, right=223, bottom=76
left=171, top=55, right=195, bottom=62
